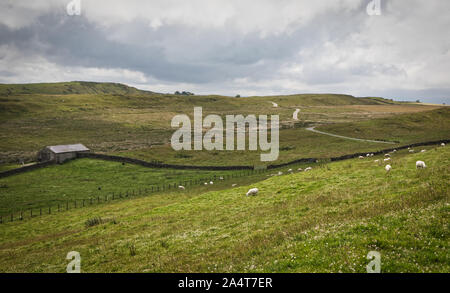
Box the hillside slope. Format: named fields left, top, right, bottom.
left=0, top=146, right=448, bottom=272
left=0, top=81, right=151, bottom=96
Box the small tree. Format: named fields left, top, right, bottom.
left=235, top=94, right=240, bottom=98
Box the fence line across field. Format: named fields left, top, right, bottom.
left=0, top=167, right=270, bottom=224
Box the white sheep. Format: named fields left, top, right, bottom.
left=209, top=181, right=214, bottom=185
left=393, top=149, right=397, bottom=152
left=383, top=158, right=391, bottom=162
left=359, top=156, right=364, bottom=159
left=297, top=168, right=303, bottom=171
left=204, top=182, right=208, bottom=185
left=420, top=149, right=426, bottom=153
left=178, top=185, right=185, bottom=190
left=409, top=149, right=414, bottom=153
left=385, top=164, right=392, bottom=172
left=441, top=143, right=445, bottom=146
left=246, top=188, right=259, bottom=196
left=304, top=167, right=312, bottom=171
left=374, top=159, right=380, bottom=163
left=370, top=153, right=374, bottom=157
left=288, top=169, right=293, bottom=172
left=366, top=153, right=370, bottom=157
left=416, top=161, right=426, bottom=169
left=384, top=154, right=391, bottom=158
left=232, top=184, right=237, bottom=187
left=219, top=176, right=224, bottom=180
left=278, top=171, right=283, bottom=175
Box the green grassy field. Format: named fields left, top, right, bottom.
left=0, top=158, right=255, bottom=215
left=0, top=145, right=447, bottom=272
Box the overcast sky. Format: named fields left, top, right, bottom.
left=0, top=0, right=449, bottom=103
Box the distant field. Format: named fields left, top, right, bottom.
left=0, top=158, right=262, bottom=215
left=1, top=82, right=445, bottom=167
left=0, top=144, right=447, bottom=272
left=317, top=107, right=450, bottom=144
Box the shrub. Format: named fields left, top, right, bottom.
left=85, top=217, right=103, bottom=228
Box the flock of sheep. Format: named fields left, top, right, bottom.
left=179, top=143, right=446, bottom=197
left=245, top=142, right=445, bottom=197
left=372, top=142, right=445, bottom=173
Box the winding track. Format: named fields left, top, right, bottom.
left=305, top=126, right=397, bottom=144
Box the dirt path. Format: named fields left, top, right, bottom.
left=305, top=126, right=397, bottom=144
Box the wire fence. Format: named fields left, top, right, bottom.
left=0, top=168, right=271, bottom=224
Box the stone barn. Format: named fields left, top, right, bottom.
left=37, top=144, right=90, bottom=164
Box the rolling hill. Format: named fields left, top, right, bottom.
left=0, top=82, right=445, bottom=166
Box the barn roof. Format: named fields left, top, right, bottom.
left=46, top=144, right=90, bottom=154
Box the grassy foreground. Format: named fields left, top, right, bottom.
left=0, top=145, right=448, bottom=272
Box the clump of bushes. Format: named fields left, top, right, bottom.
left=85, top=217, right=103, bottom=228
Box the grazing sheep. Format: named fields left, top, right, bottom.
left=209, top=181, right=214, bottom=185
left=409, top=149, right=414, bottom=153
left=385, top=164, right=392, bottom=172
left=204, top=182, right=208, bottom=185
left=383, top=158, right=391, bottom=162
left=232, top=184, right=237, bottom=187
left=416, top=161, right=426, bottom=169
left=393, top=149, right=397, bottom=152
left=278, top=171, right=283, bottom=175
left=420, top=149, right=426, bottom=153
left=374, top=159, right=380, bottom=163
left=288, top=169, right=293, bottom=172
left=359, top=156, right=364, bottom=159
left=384, top=154, right=391, bottom=158
left=246, top=188, right=259, bottom=196
left=219, top=176, right=224, bottom=180
left=370, top=153, right=374, bottom=157
left=297, top=168, right=303, bottom=171
left=178, top=185, right=185, bottom=190
left=366, top=154, right=370, bottom=157
left=441, top=143, right=445, bottom=146
left=304, top=167, right=312, bottom=171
